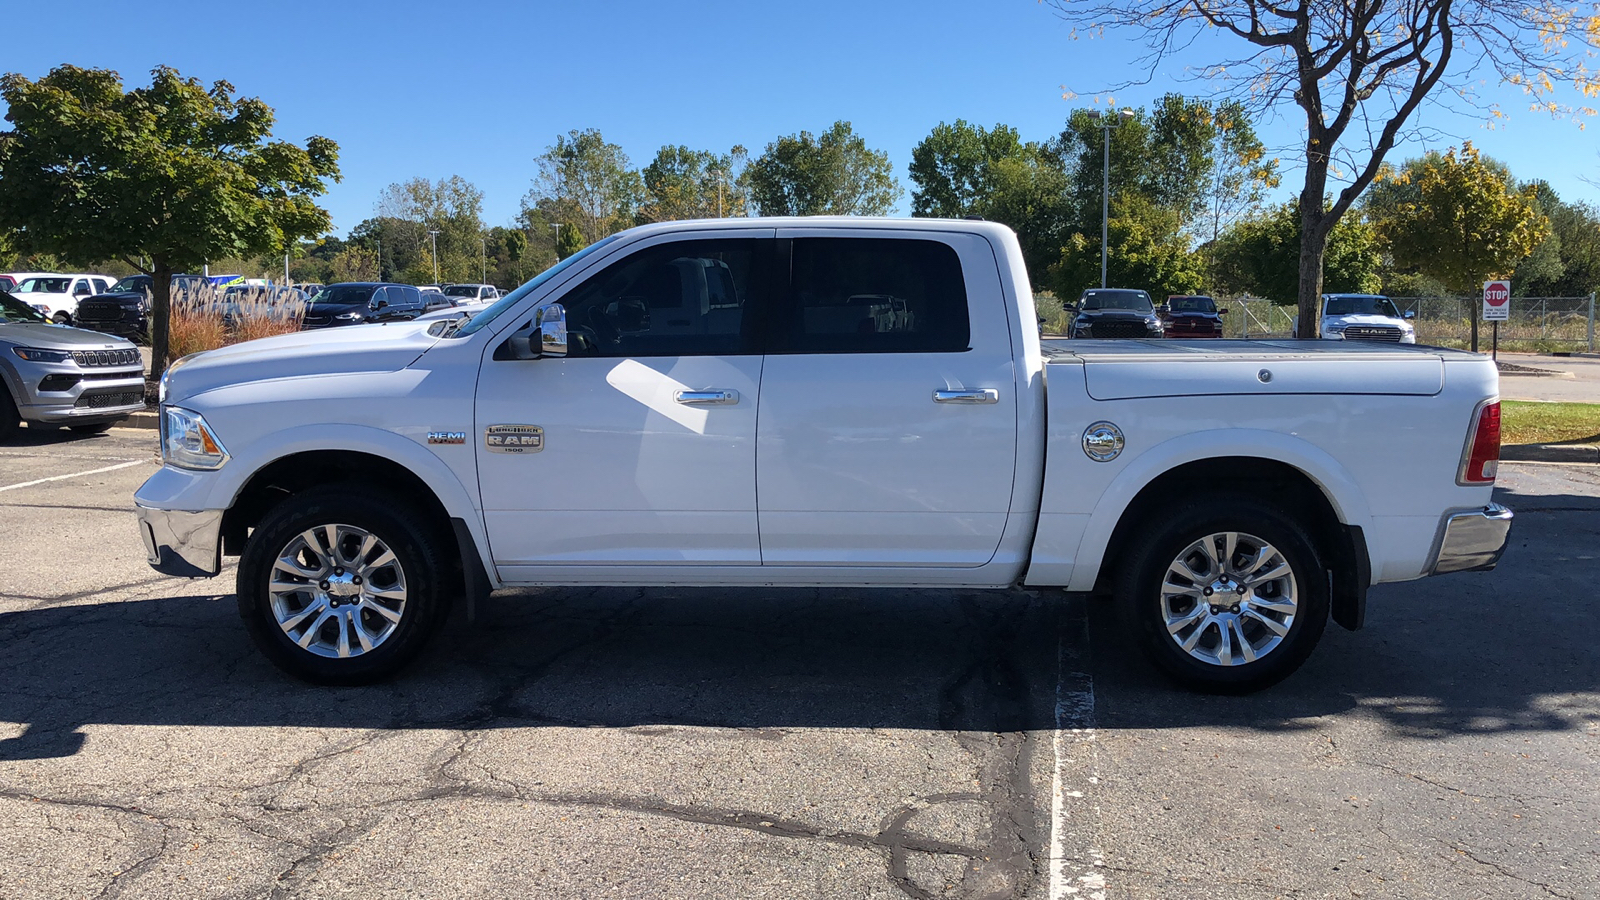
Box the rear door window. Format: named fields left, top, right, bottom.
left=769, top=238, right=970, bottom=353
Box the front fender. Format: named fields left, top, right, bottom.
left=1060, top=428, right=1375, bottom=593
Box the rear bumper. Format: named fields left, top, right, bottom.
left=1429, top=503, right=1513, bottom=575
left=136, top=504, right=223, bottom=577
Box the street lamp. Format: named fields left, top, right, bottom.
left=427, top=229, right=441, bottom=285
left=1085, top=108, right=1135, bottom=289
left=480, top=237, right=487, bottom=284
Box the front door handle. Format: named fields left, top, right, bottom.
left=933, top=388, right=999, bottom=404
left=675, top=389, right=739, bottom=406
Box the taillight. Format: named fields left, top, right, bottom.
left=1458, top=400, right=1501, bottom=485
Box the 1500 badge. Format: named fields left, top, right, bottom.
left=485, top=424, right=544, bottom=453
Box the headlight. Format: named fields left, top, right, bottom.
left=335, top=312, right=365, bottom=321
left=11, top=347, right=74, bottom=363
left=1323, top=323, right=1346, bottom=335
left=161, top=406, right=229, bottom=470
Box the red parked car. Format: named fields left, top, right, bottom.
left=1161, top=295, right=1227, bottom=338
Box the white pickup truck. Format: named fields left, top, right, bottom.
left=135, top=218, right=1511, bottom=691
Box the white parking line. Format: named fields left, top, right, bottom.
left=0, top=460, right=146, bottom=493
left=1048, top=603, right=1106, bottom=900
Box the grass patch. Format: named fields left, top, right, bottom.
left=1500, top=401, right=1600, bottom=446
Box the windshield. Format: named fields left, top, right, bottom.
left=443, top=285, right=479, bottom=297
left=111, top=276, right=149, bottom=292
left=309, top=284, right=377, bottom=306
left=1168, top=296, right=1217, bottom=313
left=0, top=290, right=49, bottom=323
left=456, top=236, right=623, bottom=337
left=1325, top=295, right=1400, bottom=317
left=1081, top=289, right=1153, bottom=312
left=17, top=277, right=71, bottom=294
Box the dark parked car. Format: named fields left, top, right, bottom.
left=1160, top=294, right=1227, bottom=338
left=300, top=283, right=425, bottom=329
left=72, top=274, right=209, bottom=341
left=421, top=291, right=455, bottom=312
left=1069, top=288, right=1164, bottom=339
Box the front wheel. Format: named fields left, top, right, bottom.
left=237, top=488, right=449, bottom=684
left=52, top=312, right=71, bottom=325
left=1117, top=497, right=1329, bottom=693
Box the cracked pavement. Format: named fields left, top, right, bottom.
left=1, top=429, right=1596, bottom=898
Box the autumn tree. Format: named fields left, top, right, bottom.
left=1369, top=143, right=1547, bottom=348
left=376, top=175, right=486, bottom=283
left=1045, top=1, right=1600, bottom=337
left=0, top=65, right=339, bottom=377
left=1048, top=194, right=1207, bottom=301
left=747, top=121, right=901, bottom=216
left=639, top=145, right=750, bottom=221
left=524, top=129, right=641, bottom=243
left=1214, top=200, right=1383, bottom=302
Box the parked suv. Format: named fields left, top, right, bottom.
left=1319, top=293, right=1416, bottom=343
left=442, top=283, right=499, bottom=304
left=301, top=283, right=425, bottom=328
left=1160, top=295, right=1227, bottom=338
left=74, top=274, right=209, bottom=341
left=1, top=290, right=146, bottom=438
left=1069, top=288, right=1165, bottom=338
left=10, top=274, right=116, bottom=324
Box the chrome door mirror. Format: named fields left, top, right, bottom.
left=536, top=303, right=567, bottom=358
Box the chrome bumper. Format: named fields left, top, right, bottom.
left=135, top=505, right=223, bottom=578
left=1430, top=503, right=1514, bottom=575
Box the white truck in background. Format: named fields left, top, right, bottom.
left=134, top=218, right=1511, bottom=692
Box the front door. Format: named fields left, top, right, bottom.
left=756, top=230, right=1019, bottom=567
left=476, top=232, right=774, bottom=572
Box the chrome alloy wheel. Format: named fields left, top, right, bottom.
left=268, top=524, right=408, bottom=659
left=1159, top=531, right=1298, bottom=667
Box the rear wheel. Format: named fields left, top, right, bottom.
left=52, top=312, right=71, bottom=325
left=1117, top=497, right=1329, bottom=693
left=237, top=488, right=449, bottom=684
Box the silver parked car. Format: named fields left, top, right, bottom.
left=1, top=289, right=146, bottom=439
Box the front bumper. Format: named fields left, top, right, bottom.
left=136, top=504, right=223, bottom=577
left=1429, top=503, right=1514, bottom=575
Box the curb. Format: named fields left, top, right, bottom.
left=119, top=408, right=159, bottom=431
left=1502, top=443, right=1599, bottom=463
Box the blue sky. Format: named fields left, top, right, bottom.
left=3, top=0, right=1597, bottom=235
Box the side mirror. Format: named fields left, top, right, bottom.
left=1404, top=310, right=1416, bottom=319
left=1219, top=308, right=1229, bottom=315
left=1064, top=302, right=1078, bottom=312
left=371, top=298, right=389, bottom=310
left=536, top=303, right=568, bottom=358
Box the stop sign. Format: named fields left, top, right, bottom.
left=1483, top=280, right=1511, bottom=321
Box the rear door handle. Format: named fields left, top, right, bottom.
left=933, top=388, right=998, bottom=404
left=675, top=389, right=739, bottom=406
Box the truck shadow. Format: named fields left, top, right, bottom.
left=2, top=486, right=1593, bottom=761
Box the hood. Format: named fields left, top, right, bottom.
left=80, top=291, right=146, bottom=306
left=0, top=321, right=137, bottom=350
left=1326, top=313, right=1410, bottom=328
left=1166, top=310, right=1220, bottom=320
left=164, top=320, right=440, bottom=404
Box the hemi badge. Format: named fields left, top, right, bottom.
left=428, top=431, right=466, bottom=445
left=485, top=424, right=544, bottom=453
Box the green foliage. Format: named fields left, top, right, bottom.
left=747, top=121, right=901, bottom=216
left=525, top=129, right=642, bottom=244
left=1512, top=182, right=1600, bottom=298
left=555, top=222, right=586, bottom=260
left=640, top=145, right=749, bottom=221
left=909, top=120, right=1071, bottom=278
left=328, top=246, right=378, bottom=283
left=376, top=175, right=486, bottom=283
left=1048, top=194, right=1206, bottom=301
left=1215, top=201, right=1382, bottom=301
left=0, top=65, right=338, bottom=376
left=1369, top=143, right=1547, bottom=294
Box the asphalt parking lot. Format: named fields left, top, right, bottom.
left=1, top=428, right=1596, bottom=899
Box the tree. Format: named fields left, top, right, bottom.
left=640, top=145, right=750, bottom=221
left=1370, top=143, right=1547, bottom=347
left=503, top=228, right=528, bottom=284
left=1046, top=1, right=1600, bottom=337
left=524, top=129, right=641, bottom=244
left=554, top=222, right=586, bottom=260
left=1513, top=182, right=1600, bottom=299
left=375, top=176, right=486, bottom=283
left=328, top=246, right=378, bottom=283
left=1198, top=101, right=1279, bottom=284
left=0, top=66, right=338, bottom=377
left=747, top=121, right=901, bottom=216
left=908, top=121, right=1072, bottom=277
left=1048, top=194, right=1206, bottom=301
left=1215, top=201, right=1383, bottom=302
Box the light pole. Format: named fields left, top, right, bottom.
left=480, top=237, right=487, bottom=284
left=427, top=229, right=441, bottom=284
left=550, top=223, right=562, bottom=261
left=1086, top=108, right=1135, bottom=288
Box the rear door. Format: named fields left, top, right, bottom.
left=756, top=229, right=1020, bottom=567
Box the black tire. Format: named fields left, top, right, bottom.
left=0, top=388, right=19, bottom=441
left=52, top=312, right=71, bottom=325
left=68, top=422, right=114, bottom=434
left=237, top=487, right=450, bottom=684
left=1116, top=496, right=1329, bottom=694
